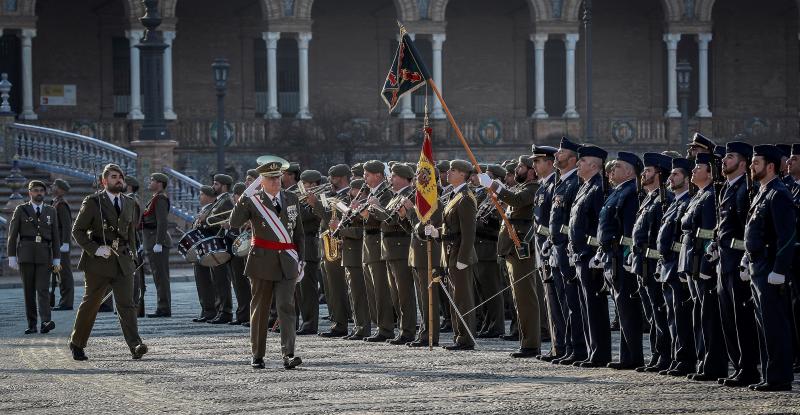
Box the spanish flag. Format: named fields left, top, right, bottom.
left=415, top=125, right=438, bottom=223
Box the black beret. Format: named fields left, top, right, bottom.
left=776, top=144, right=791, bottom=158
left=558, top=136, right=581, bottom=153
left=450, top=159, right=473, bottom=174
left=616, top=151, right=643, bottom=173
left=577, top=145, right=607, bottom=160
left=286, top=163, right=301, bottom=174
left=753, top=145, right=783, bottom=165
left=695, top=153, right=715, bottom=165
left=671, top=157, right=694, bottom=173
left=436, top=160, right=450, bottom=172
left=643, top=152, right=672, bottom=172
left=391, top=163, right=414, bottom=180
left=246, top=169, right=258, bottom=179
left=689, top=132, right=716, bottom=151
left=487, top=164, right=507, bottom=178
left=725, top=141, right=753, bottom=159
left=350, top=163, right=364, bottom=177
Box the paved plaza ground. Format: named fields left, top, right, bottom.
left=0, top=281, right=798, bottom=414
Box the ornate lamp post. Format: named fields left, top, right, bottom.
left=212, top=58, right=230, bottom=173
left=137, top=0, right=170, bottom=140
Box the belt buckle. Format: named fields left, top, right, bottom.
left=35, top=235, right=42, bottom=243
left=112, top=239, right=120, bottom=251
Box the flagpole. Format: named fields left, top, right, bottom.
left=427, top=237, right=434, bottom=351
left=426, top=79, right=523, bottom=250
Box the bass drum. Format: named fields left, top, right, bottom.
left=232, top=230, right=252, bottom=257
left=197, top=236, right=232, bottom=267
left=177, top=229, right=207, bottom=263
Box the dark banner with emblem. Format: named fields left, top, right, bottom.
left=380, top=28, right=431, bottom=112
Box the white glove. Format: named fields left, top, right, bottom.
left=623, top=253, right=633, bottom=273
left=52, top=258, right=61, bottom=267
left=153, top=243, right=163, bottom=253
left=767, top=272, right=786, bottom=285
left=95, top=245, right=112, bottom=259
left=541, top=240, right=552, bottom=257
left=456, top=261, right=468, bottom=270
left=705, top=242, right=720, bottom=262
left=477, top=173, right=493, bottom=188
left=60, top=243, right=69, bottom=253
left=424, top=224, right=439, bottom=238
left=8, top=257, right=19, bottom=270
left=568, top=254, right=576, bottom=267
left=699, top=273, right=713, bottom=280
left=739, top=257, right=751, bottom=281
left=548, top=255, right=557, bottom=268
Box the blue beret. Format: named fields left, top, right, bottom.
left=689, top=132, right=716, bottom=151
left=725, top=141, right=753, bottom=159
left=695, top=153, right=714, bottom=165
left=577, top=144, right=607, bottom=160
left=531, top=145, right=557, bottom=158
left=792, top=144, right=800, bottom=156
left=643, top=152, right=672, bottom=172
left=753, top=145, right=783, bottom=164
left=672, top=157, right=694, bottom=173
left=616, top=151, right=643, bottom=172
left=558, top=136, right=581, bottom=153
left=776, top=144, right=791, bottom=158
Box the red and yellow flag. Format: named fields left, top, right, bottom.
left=415, top=125, right=438, bottom=223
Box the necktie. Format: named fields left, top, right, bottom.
left=35, top=206, right=41, bottom=217
left=273, top=198, right=281, bottom=214
left=114, top=196, right=121, bottom=215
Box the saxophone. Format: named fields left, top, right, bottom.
left=321, top=196, right=342, bottom=262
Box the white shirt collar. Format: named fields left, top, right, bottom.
left=559, top=167, right=577, bottom=180
left=727, top=174, right=744, bottom=186
left=539, top=171, right=555, bottom=184
left=451, top=182, right=467, bottom=194
left=266, top=191, right=281, bottom=204
left=105, top=190, right=122, bottom=205
left=30, top=201, right=43, bottom=208
left=673, top=189, right=689, bottom=200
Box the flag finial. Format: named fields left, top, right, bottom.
left=397, top=21, right=407, bottom=36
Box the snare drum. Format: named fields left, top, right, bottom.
left=197, top=236, right=232, bottom=267
left=177, top=229, right=207, bottom=263
left=232, top=230, right=252, bottom=257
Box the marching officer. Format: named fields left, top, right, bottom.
left=742, top=144, right=795, bottom=391
left=479, top=156, right=541, bottom=358
left=51, top=178, right=74, bottom=311
left=596, top=151, right=644, bottom=370
left=192, top=186, right=219, bottom=322
left=229, top=157, right=304, bottom=370
left=69, top=164, right=147, bottom=360
left=715, top=142, right=761, bottom=387
left=142, top=172, right=172, bottom=318
left=632, top=153, right=673, bottom=372
left=569, top=145, right=612, bottom=367
left=7, top=180, right=61, bottom=334
left=297, top=169, right=324, bottom=335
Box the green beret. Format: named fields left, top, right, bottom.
left=350, top=178, right=365, bottom=189
left=213, top=174, right=233, bottom=186
left=328, top=164, right=351, bottom=178
left=391, top=163, right=414, bottom=180
left=517, top=155, right=533, bottom=168
left=28, top=180, right=46, bottom=190
left=150, top=172, right=169, bottom=185
left=503, top=162, right=516, bottom=174
left=300, top=170, right=322, bottom=183
left=286, top=163, right=301, bottom=174
left=125, top=176, right=139, bottom=189
left=246, top=169, right=258, bottom=179
left=449, top=159, right=473, bottom=174
left=406, top=162, right=417, bottom=173
left=232, top=182, right=246, bottom=196
left=487, top=164, right=506, bottom=179
left=363, top=160, right=385, bottom=174
left=200, top=185, right=215, bottom=197
left=436, top=160, right=450, bottom=172
left=350, top=163, right=364, bottom=177
left=53, top=178, right=71, bottom=191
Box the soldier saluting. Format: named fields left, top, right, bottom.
left=7, top=180, right=61, bottom=334
left=68, top=164, right=147, bottom=361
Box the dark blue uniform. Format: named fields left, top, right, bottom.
left=716, top=175, right=760, bottom=383
left=745, top=176, right=796, bottom=388
left=678, top=184, right=728, bottom=379
left=598, top=178, right=643, bottom=367
left=788, top=178, right=800, bottom=371
left=632, top=187, right=673, bottom=371
left=568, top=173, right=611, bottom=366
left=533, top=172, right=565, bottom=357
left=547, top=169, right=586, bottom=362
left=656, top=190, right=696, bottom=375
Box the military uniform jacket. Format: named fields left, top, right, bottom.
left=379, top=186, right=414, bottom=261
left=229, top=190, right=305, bottom=281
left=335, top=191, right=365, bottom=268
left=142, top=191, right=172, bottom=249
left=72, top=192, right=136, bottom=277
left=496, top=180, right=537, bottom=256
left=568, top=173, right=604, bottom=260
left=440, top=184, right=478, bottom=268
left=549, top=171, right=580, bottom=269
left=532, top=173, right=556, bottom=259
left=128, top=193, right=143, bottom=252
left=678, top=185, right=716, bottom=277
left=7, top=202, right=60, bottom=264
left=631, top=188, right=672, bottom=276
left=51, top=196, right=72, bottom=248
left=656, top=191, right=691, bottom=281
left=299, top=192, right=321, bottom=262
left=474, top=187, right=501, bottom=262
left=361, top=182, right=393, bottom=264
left=598, top=179, right=638, bottom=256
left=717, top=176, right=749, bottom=274
left=744, top=177, right=795, bottom=277
left=406, top=199, right=443, bottom=269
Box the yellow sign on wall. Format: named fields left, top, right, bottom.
left=40, top=84, right=77, bottom=106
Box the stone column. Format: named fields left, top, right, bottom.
left=564, top=33, right=579, bottom=118
left=163, top=30, right=177, bottom=120
left=531, top=33, right=548, bottom=119
left=431, top=33, right=446, bottom=119
left=696, top=33, right=712, bottom=118
left=296, top=32, right=312, bottom=119
left=663, top=33, right=681, bottom=118
left=126, top=30, right=145, bottom=120
left=19, top=29, right=37, bottom=120
left=398, top=33, right=416, bottom=119
left=262, top=32, right=281, bottom=119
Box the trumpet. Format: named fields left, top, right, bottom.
left=332, top=183, right=389, bottom=237
left=205, top=209, right=233, bottom=226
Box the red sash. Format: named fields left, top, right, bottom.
left=251, top=237, right=297, bottom=251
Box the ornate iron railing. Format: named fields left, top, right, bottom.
left=163, top=167, right=201, bottom=222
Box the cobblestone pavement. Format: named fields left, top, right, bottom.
left=0, top=281, right=798, bottom=414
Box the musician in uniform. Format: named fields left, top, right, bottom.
left=50, top=178, right=74, bottom=311
left=192, top=185, right=219, bottom=322
left=228, top=182, right=252, bottom=326
left=142, top=172, right=172, bottom=318
left=350, top=163, right=364, bottom=180
left=742, top=145, right=795, bottom=391
left=297, top=169, right=324, bottom=335
left=205, top=174, right=235, bottom=324
left=7, top=180, right=61, bottom=334
left=229, top=156, right=304, bottom=370
left=338, top=179, right=371, bottom=340
left=68, top=164, right=147, bottom=360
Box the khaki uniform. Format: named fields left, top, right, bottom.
left=142, top=191, right=172, bottom=313
left=473, top=188, right=505, bottom=336
left=496, top=181, right=541, bottom=350
left=192, top=203, right=217, bottom=319
left=205, top=193, right=234, bottom=319
left=298, top=196, right=322, bottom=332
left=70, top=191, right=143, bottom=352
left=362, top=182, right=395, bottom=338
left=440, top=185, right=478, bottom=346
left=312, top=186, right=351, bottom=333
left=379, top=186, right=416, bottom=339
left=338, top=194, right=371, bottom=336
left=230, top=189, right=304, bottom=358
left=7, top=202, right=61, bottom=328
left=407, top=200, right=443, bottom=344
left=51, top=196, right=74, bottom=308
